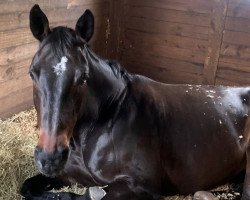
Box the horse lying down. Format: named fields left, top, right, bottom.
left=21, top=4, right=250, bottom=200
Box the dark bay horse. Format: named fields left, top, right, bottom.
left=21, top=4, right=250, bottom=200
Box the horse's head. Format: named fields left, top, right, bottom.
left=29, top=5, right=94, bottom=177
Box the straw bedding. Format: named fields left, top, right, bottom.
left=0, top=109, right=37, bottom=200
left=0, top=108, right=242, bottom=200
left=0, top=108, right=85, bottom=200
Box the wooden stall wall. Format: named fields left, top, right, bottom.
left=0, top=0, right=110, bottom=119
left=108, top=0, right=212, bottom=84
left=216, top=0, right=250, bottom=85
left=108, top=0, right=250, bottom=86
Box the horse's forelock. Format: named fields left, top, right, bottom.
left=41, top=27, right=82, bottom=59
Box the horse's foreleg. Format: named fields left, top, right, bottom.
left=21, top=174, right=106, bottom=200
left=21, top=173, right=65, bottom=197
left=242, top=146, right=250, bottom=200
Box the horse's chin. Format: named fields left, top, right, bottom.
left=41, top=169, right=60, bottom=178
left=35, top=160, right=65, bottom=178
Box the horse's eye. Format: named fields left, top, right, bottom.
left=78, top=76, right=87, bottom=86
left=29, top=71, right=35, bottom=80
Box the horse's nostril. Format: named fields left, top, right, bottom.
left=58, top=145, right=69, bottom=159
left=62, top=148, right=69, bottom=159
left=35, top=146, right=42, bottom=153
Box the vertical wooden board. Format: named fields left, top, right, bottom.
left=202, top=0, right=228, bottom=85
left=106, top=0, right=125, bottom=59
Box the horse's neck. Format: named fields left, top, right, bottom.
left=86, top=48, right=126, bottom=101
left=80, top=48, right=127, bottom=124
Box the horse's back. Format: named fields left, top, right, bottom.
left=129, top=78, right=250, bottom=194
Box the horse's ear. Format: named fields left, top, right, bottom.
left=75, top=9, right=94, bottom=42
left=29, top=4, right=50, bottom=42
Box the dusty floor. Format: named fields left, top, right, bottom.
left=0, top=108, right=243, bottom=200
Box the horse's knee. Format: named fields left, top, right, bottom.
left=193, top=191, right=218, bottom=200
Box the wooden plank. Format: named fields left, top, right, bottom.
left=123, top=61, right=203, bottom=84
left=106, top=0, right=124, bottom=59
left=228, top=2, right=250, bottom=19
left=66, top=0, right=109, bottom=8
left=220, top=55, right=250, bottom=66
left=229, top=0, right=250, bottom=6
left=220, top=43, right=250, bottom=60
left=120, top=52, right=204, bottom=75
left=218, top=60, right=250, bottom=73
left=202, top=0, right=228, bottom=84
left=0, top=58, right=31, bottom=84
left=0, top=42, right=38, bottom=66
left=0, top=87, right=33, bottom=119
left=124, top=4, right=210, bottom=27
left=216, top=55, right=250, bottom=86
left=223, top=30, right=250, bottom=46
left=121, top=42, right=206, bottom=64
left=216, top=66, right=250, bottom=85
left=0, top=25, right=107, bottom=65
left=124, top=17, right=209, bottom=40
left=124, top=29, right=208, bottom=53
left=0, top=15, right=108, bottom=50
left=0, top=75, right=32, bottom=99
left=225, top=16, right=250, bottom=33
left=0, top=28, right=35, bottom=50
left=215, top=77, right=241, bottom=86
left=0, top=0, right=106, bottom=14
left=0, top=3, right=109, bottom=32
left=124, top=0, right=213, bottom=14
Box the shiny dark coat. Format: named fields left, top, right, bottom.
left=21, top=5, right=250, bottom=200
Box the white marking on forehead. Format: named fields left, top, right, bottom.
left=53, top=56, right=68, bottom=76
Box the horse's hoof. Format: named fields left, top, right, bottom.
left=87, top=186, right=106, bottom=200
left=20, top=184, right=32, bottom=200
left=193, top=191, right=218, bottom=200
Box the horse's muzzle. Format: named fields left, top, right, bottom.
left=34, top=145, right=70, bottom=177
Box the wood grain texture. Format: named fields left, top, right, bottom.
left=202, top=0, right=228, bottom=85
left=215, top=0, right=250, bottom=85
left=113, top=0, right=250, bottom=86
left=114, top=0, right=210, bottom=84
